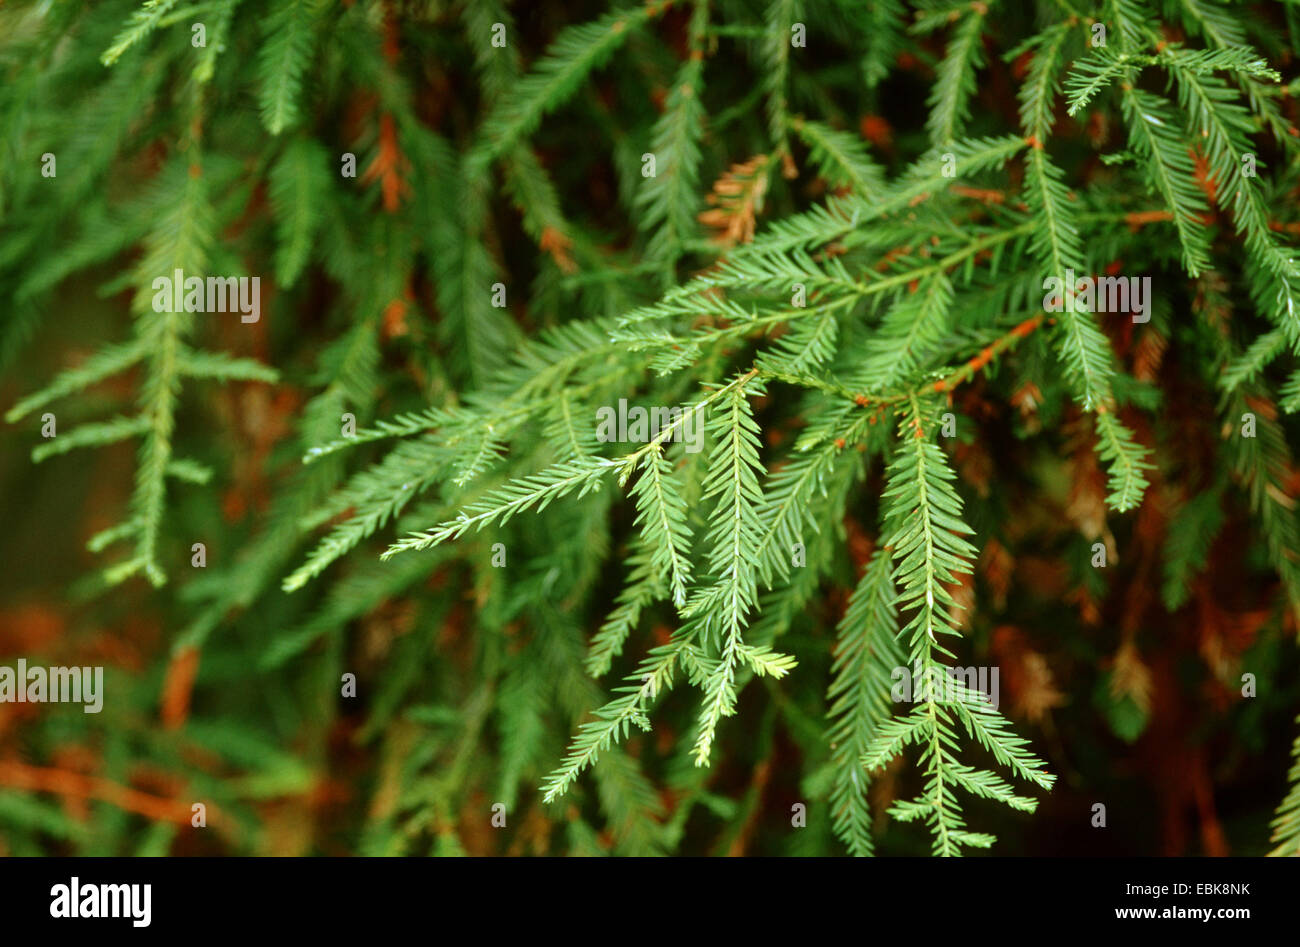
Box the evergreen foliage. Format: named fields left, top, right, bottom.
left=2, top=0, right=1300, bottom=857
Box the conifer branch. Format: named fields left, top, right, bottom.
left=1270, top=715, right=1300, bottom=856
